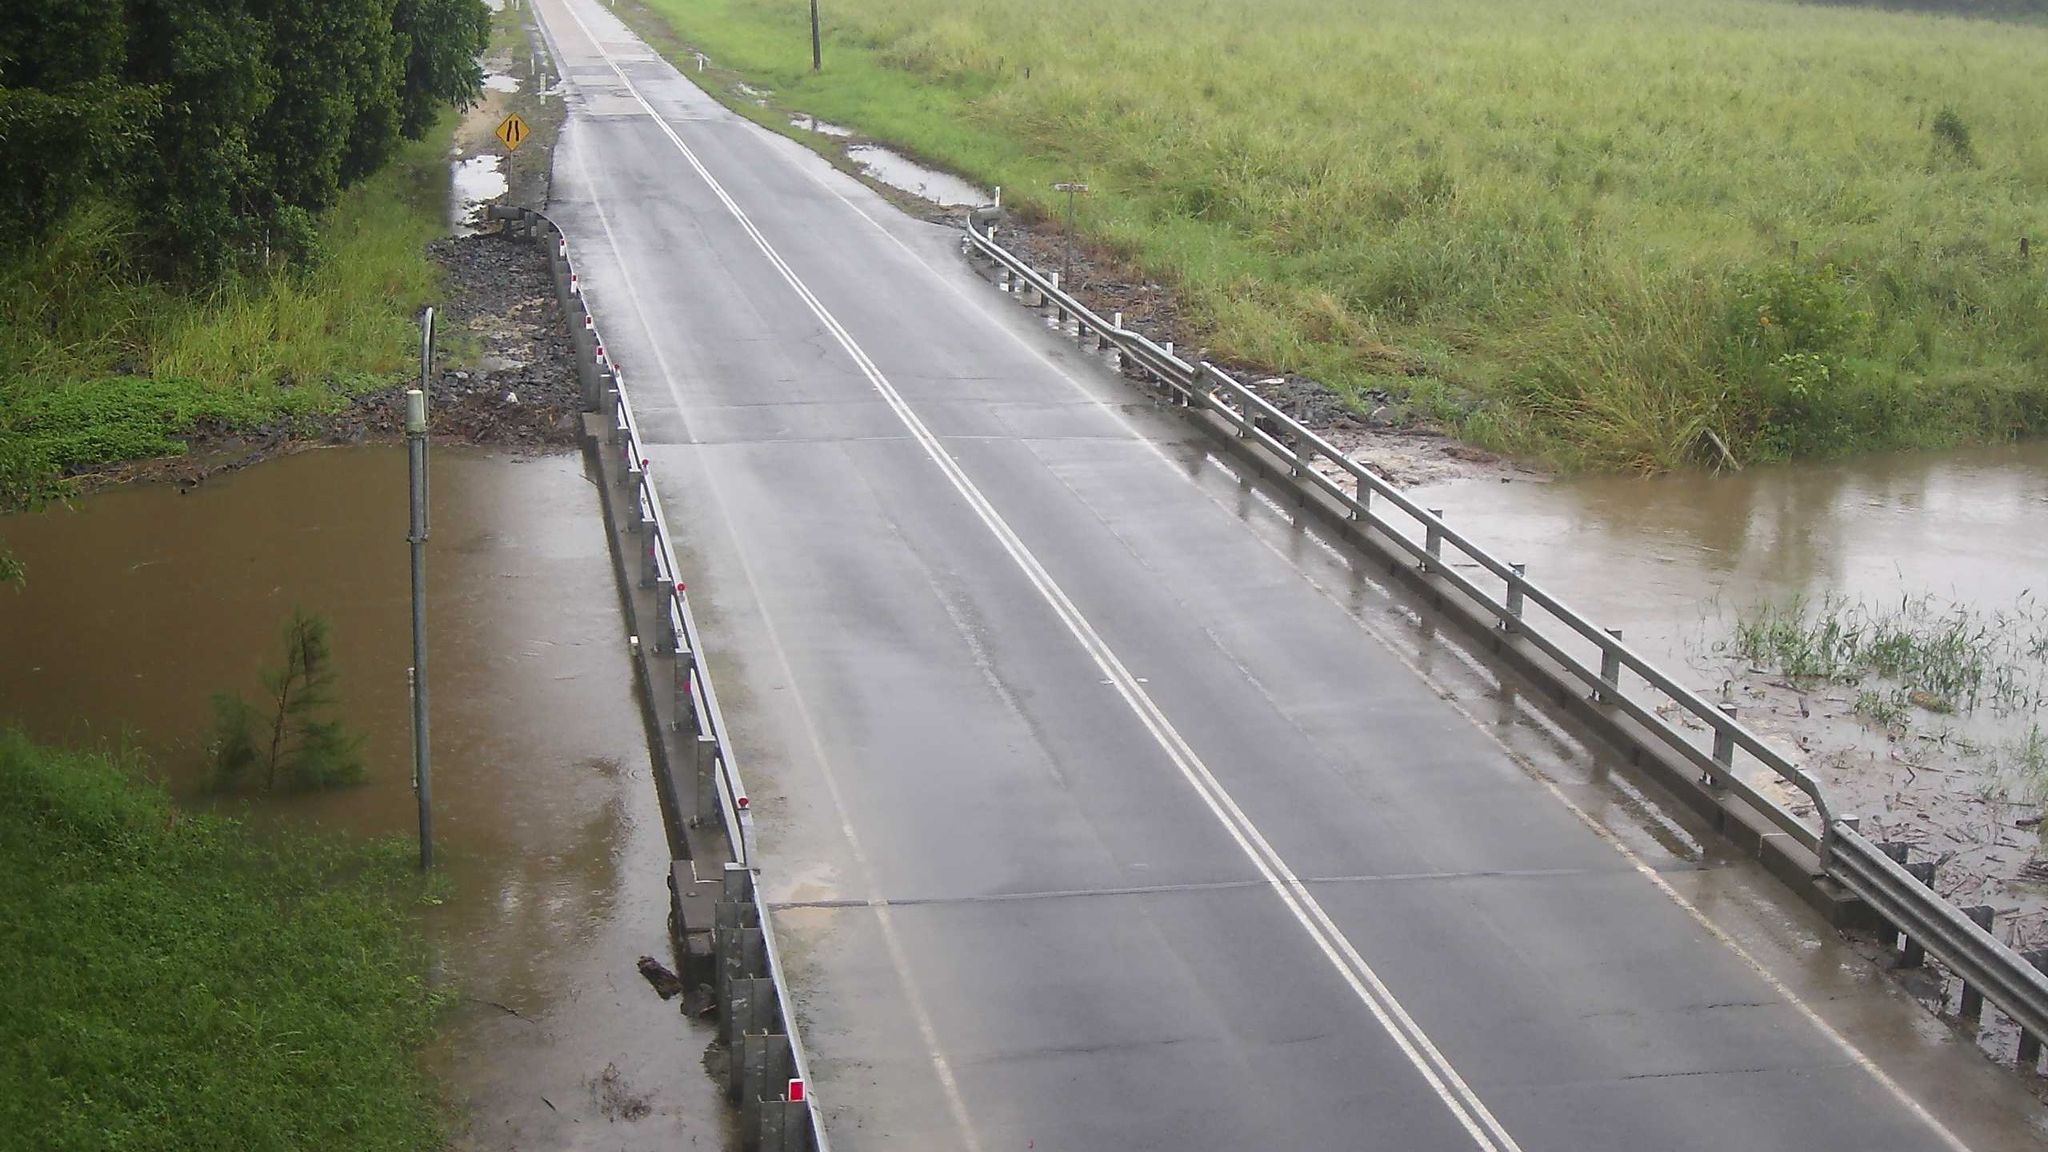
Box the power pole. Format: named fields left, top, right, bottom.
left=408, top=309, right=434, bottom=869
left=809, top=0, right=822, bottom=71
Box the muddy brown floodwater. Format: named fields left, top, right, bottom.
left=0, top=446, right=730, bottom=1150
left=1409, top=441, right=2048, bottom=953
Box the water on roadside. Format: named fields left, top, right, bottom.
left=451, top=154, right=510, bottom=235
left=0, top=447, right=729, bottom=1150
left=846, top=144, right=989, bottom=208
left=1407, top=441, right=2048, bottom=942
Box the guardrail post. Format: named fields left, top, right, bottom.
left=1501, top=563, right=1525, bottom=632
left=1898, top=861, right=1937, bottom=968
left=1959, top=905, right=1995, bottom=1018
left=1875, top=843, right=1910, bottom=950
left=696, top=735, right=721, bottom=828
left=641, top=518, right=660, bottom=589
left=675, top=645, right=697, bottom=732
left=1347, top=474, right=1372, bottom=523
left=1050, top=272, right=1065, bottom=325
left=2020, top=951, right=2048, bottom=1071
left=656, top=587, right=679, bottom=651
left=1596, top=630, right=1623, bottom=701
left=1422, top=510, right=1443, bottom=573
left=1706, top=702, right=1736, bottom=787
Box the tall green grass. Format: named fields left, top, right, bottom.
left=0, top=731, right=443, bottom=1151
left=0, top=121, right=450, bottom=502
left=639, top=0, right=2048, bottom=468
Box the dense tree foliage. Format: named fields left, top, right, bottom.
left=0, top=0, right=487, bottom=280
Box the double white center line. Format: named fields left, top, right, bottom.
left=551, top=1, right=1523, bottom=1146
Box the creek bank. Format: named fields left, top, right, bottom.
left=87, top=232, right=581, bottom=495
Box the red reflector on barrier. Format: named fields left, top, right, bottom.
left=788, top=1078, right=804, bottom=1103
left=675, top=581, right=686, bottom=593
left=735, top=795, right=749, bottom=810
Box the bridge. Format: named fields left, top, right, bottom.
left=528, top=0, right=2045, bottom=1146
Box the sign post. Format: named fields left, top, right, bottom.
left=495, top=113, right=530, bottom=152
left=408, top=309, right=435, bottom=869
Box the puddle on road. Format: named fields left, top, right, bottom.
left=847, top=144, right=989, bottom=208
left=0, top=447, right=729, bottom=1150
left=789, top=113, right=852, bottom=137
left=451, top=154, right=509, bottom=235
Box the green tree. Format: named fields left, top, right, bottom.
left=2, top=0, right=487, bottom=277
left=0, top=0, right=157, bottom=247
left=210, top=608, right=365, bottom=792
left=394, top=0, right=491, bottom=140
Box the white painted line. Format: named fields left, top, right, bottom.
left=546, top=3, right=1989, bottom=1144
left=538, top=9, right=984, bottom=1151
left=551, top=1, right=1522, bottom=1146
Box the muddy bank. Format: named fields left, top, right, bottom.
left=89, top=231, right=579, bottom=495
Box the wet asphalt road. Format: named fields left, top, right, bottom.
left=530, top=1, right=2042, bottom=1147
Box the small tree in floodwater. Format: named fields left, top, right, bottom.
left=210, top=609, right=364, bottom=792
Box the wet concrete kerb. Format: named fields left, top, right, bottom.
left=492, top=198, right=824, bottom=1148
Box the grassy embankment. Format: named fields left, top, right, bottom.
left=0, top=731, right=442, bottom=1150
left=635, top=0, right=2048, bottom=469
left=0, top=126, right=451, bottom=506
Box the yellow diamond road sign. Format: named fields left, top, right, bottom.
left=495, top=113, right=530, bottom=152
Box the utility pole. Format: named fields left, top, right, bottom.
left=809, top=0, right=822, bottom=71
left=1053, top=181, right=1089, bottom=284
left=408, top=309, right=434, bottom=869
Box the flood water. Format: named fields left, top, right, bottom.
left=1409, top=440, right=2048, bottom=673
left=1408, top=441, right=2048, bottom=936
left=0, top=447, right=727, bottom=1149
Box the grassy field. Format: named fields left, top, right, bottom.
left=0, top=122, right=451, bottom=506
left=0, top=731, right=443, bottom=1151
left=636, top=0, right=2048, bottom=469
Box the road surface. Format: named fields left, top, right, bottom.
left=531, top=1, right=2047, bottom=1147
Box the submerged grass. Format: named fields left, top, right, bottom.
left=0, top=122, right=451, bottom=504
left=637, top=0, right=2048, bottom=467
left=0, top=730, right=442, bottom=1151
left=1726, top=591, right=2048, bottom=716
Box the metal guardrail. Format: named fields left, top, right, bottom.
left=963, top=207, right=2048, bottom=1069
left=492, top=204, right=827, bottom=1148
